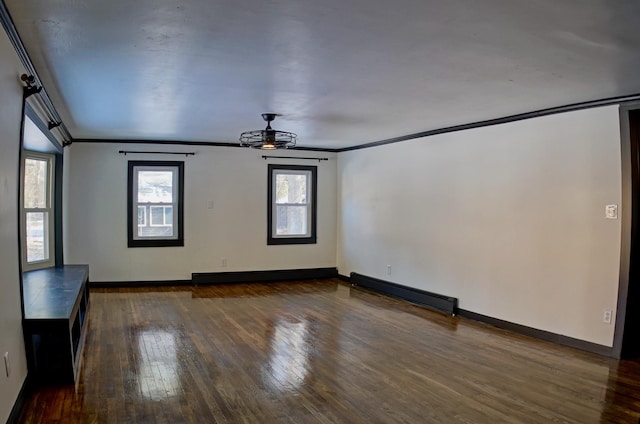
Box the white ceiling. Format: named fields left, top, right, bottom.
left=5, top=0, right=640, bottom=150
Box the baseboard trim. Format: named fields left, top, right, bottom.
left=337, top=274, right=351, bottom=283
left=350, top=272, right=458, bottom=316
left=7, top=374, right=30, bottom=424
left=192, top=267, right=338, bottom=285
left=89, top=280, right=192, bottom=288
left=457, top=309, right=613, bottom=357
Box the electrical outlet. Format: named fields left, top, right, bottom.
left=4, top=352, right=9, bottom=377
left=221, top=258, right=227, bottom=267
left=386, top=265, right=391, bottom=275
left=603, top=310, right=612, bottom=324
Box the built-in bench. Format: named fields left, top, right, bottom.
left=22, top=265, right=90, bottom=384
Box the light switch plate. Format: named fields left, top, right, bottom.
left=605, top=205, right=618, bottom=219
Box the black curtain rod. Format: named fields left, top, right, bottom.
left=119, top=150, right=195, bottom=157
left=1, top=3, right=73, bottom=142
left=262, top=155, right=328, bottom=162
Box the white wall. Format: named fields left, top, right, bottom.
left=338, top=106, right=622, bottom=347
left=0, top=28, right=28, bottom=423
left=64, top=144, right=337, bottom=281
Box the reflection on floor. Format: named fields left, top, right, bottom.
left=137, top=330, right=179, bottom=401
left=265, top=315, right=310, bottom=392
left=18, top=279, right=640, bottom=423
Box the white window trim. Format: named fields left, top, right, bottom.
left=21, top=151, right=55, bottom=271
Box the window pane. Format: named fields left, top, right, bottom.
left=138, top=224, right=174, bottom=238
left=143, top=206, right=173, bottom=237
left=276, top=205, right=308, bottom=235
left=276, top=173, right=307, bottom=204
left=24, top=158, right=48, bottom=208
left=150, top=206, right=164, bottom=226
left=26, top=212, right=49, bottom=262
left=164, top=206, right=173, bottom=224
left=138, top=206, right=146, bottom=225
left=139, top=220, right=173, bottom=237
left=138, top=171, right=173, bottom=203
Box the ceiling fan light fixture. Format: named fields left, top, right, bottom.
left=239, top=113, right=296, bottom=149
left=262, top=141, right=277, bottom=150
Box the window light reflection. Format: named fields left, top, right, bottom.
left=137, top=330, right=180, bottom=400
left=265, top=318, right=310, bottom=392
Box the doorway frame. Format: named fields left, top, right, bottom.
left=613, top=102, right=640, bottom=358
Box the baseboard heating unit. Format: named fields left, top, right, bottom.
left=350, top=272, right=458, bottom=316
left=192, top=267, right=338, bottom=285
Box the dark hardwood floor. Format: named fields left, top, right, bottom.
left=18, top=279, right=640, bottom=423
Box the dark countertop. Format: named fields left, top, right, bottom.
left=23, top=265, right=89, bottom=320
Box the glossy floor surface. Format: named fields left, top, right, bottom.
left=18, top=280, right=640, bottom=423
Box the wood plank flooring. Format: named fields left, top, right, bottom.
left=17, top=279, right=640, bottom=423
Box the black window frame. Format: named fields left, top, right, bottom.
left=127, top=160, right=184, bottom=248
left=267, top=164, right=317, bottom=245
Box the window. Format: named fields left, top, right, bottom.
left=21, top=152, right=55, bottom=270
left=128, top=161, right=184, bottom=247
left=268, top=164, right=317, bottom=245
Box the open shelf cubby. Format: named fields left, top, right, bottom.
left=22, top=265, right=90, bottom=384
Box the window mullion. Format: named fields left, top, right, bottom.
left=276, top=202, right=309, bottom=207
